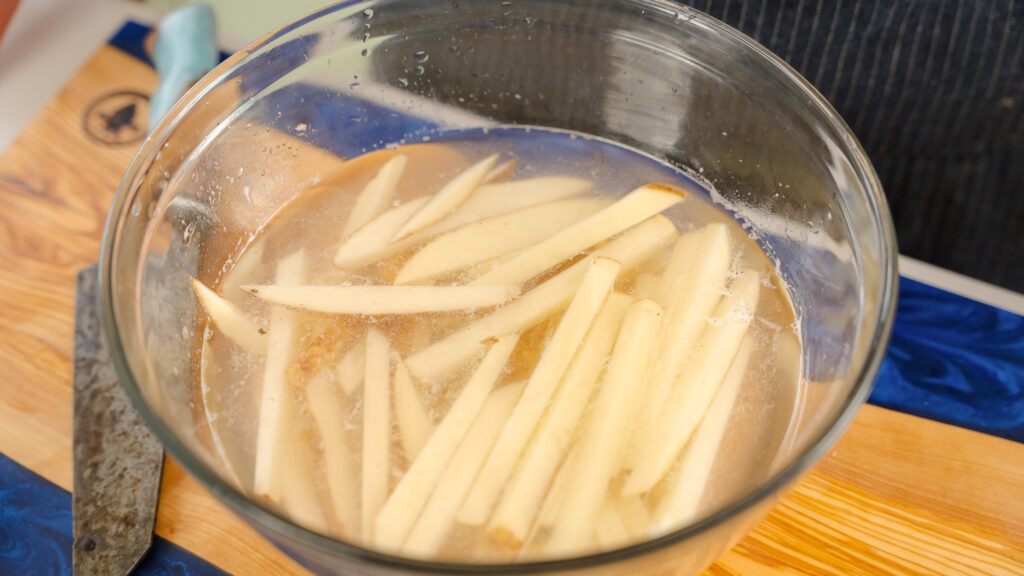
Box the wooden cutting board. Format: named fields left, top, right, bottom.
left=0, top=39, right=1021, bottom=576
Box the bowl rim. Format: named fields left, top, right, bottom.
left=99, top=0, right=899, bottom=572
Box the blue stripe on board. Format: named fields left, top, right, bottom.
left=869, top=276, right=1024, bottom=443
left=0, top=452, right=228, bottom=576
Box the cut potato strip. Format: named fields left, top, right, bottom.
left=626, top=224, right=731, bottom=470
left=482, top=159, right=516, bottom=183
left=280, top=426, right=330, bottom=534
left=533, top=445, right=579, bottom=536
left=306, top=368, right=359, bottom=536
left=337, top=341, right=364, bottom=395
left=220, top=236, right=265, bottom=301
left=402, top=381, right=526, bottom=558
left=471, top=183, right=685, bottom=286
left=404, top=216, right=677, bottom=382
left=199, top=338, right=244, bottom=490
left=458, top=258, right=620, bottom=527
left=616, top=496, right=652, bottom=539
left=623, top=269, right=760, bottom=496
left=253, top=250, right=307, bottom=502
left=652, top=338, right=753, bottom=534
left=191, top=277, right=265, bottom=352
left=546, top=298, right=664, bottom=555
left=342, top=154, right=407, bottom=238
left=362, top=328, right=392, bottom=541
left=487, top=292, right=631, bottom=542
left=333, top=176, right=593, bottom=269
left=594, top=501, right=630, bottom=550
left=243, top=284, right=521, bottom=315
left=392, top=154, right=499, bottom=240
left=394, top=197, right=613, bottom=285
left=393, top=354, right=434, bottom=461
left=333, top=196, right=429, bottom=269
left=373, top=334, right=519, bottom=551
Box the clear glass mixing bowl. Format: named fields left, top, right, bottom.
left=100, top=1, right=898, bottom=574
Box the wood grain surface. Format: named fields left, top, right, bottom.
left=0, top=42, right=1021, bottom=576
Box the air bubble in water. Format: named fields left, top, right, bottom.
left=414, top=65, right=425, bottom=75
left=182, top=220, right=197, bottom=244
left=523, top=16, right=536, bottom=28
left=414, top=50, right=429, bottom=63
left=363, top=8, right=374, bottom=18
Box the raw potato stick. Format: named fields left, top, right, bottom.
left=546, top=298, right=664, bottom=556
left=392, top=154, right=499, bottom=240
left=199, top=338, right=244, bottom=489
left=342, top=154, right=407, bottom=237
left=632, top=272, right=661, bottom=302
left=253, top=250, right=307, bottom=501
left=334, top=176, right=594, bottom=269
left=243, top=284, right=521, bottom=315
left=623, top=269, right=760, bottom=496
left=404, top=216, right=677, bottom=382
left=627, top=224, right=731, bottom=469
left=471, top=183, right=685, bottom=286
left=220, top=236, right=265, bottom=301
left=306, top=368, right=359, bottom=536
left=337, top=341, right=364, bottom=395
left=393, top=353, right=434, bottom=461
left=281, top=427, right=330, bottom=534
left=333, top=196, right=429, bottom=268
left=487, top=292, right=632, bottom=542
left=362, top=328, right=392, bottom=541
left=482, top=159, right=516, bottom=183
left=402, top=381, right=527, bottom=558
left=191, top=277, right=265, bottom=351
left=458, top=258, right=621, bottom=526
left=373, top=334, right=519, bottom=551
left=394, top=197, right=612, bottom=284
left=652, top=338, right=754, bottom=533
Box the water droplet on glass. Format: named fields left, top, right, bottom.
left=398, top=77, right=409, bottom=86
left=523, top=16, right=536, bottom=28
left=363, top=8, right=374, bottom=18
left=361, top=48, right=368, bottom=56
left=414, top=65, right=425, bottom=75
left=448, top=44, right=459, bottom=55
left=414, top=50, right=428, bottom=63
left=362, top=32, right=370, bottom=42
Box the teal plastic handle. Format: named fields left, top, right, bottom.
left=149, top=3, right=218, bottom=132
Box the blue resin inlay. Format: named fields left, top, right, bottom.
left=0, top=452, right=228, bottom=575
left=869, top=277, right=1024, bottom=443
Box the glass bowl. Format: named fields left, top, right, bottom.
left=99, top=1, right=898, bottom=574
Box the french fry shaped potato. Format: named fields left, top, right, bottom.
left=280, top=426, right=330, bottom=535
left=342, top=154, right=407, bottom=237
left=373, top=334, right=519, bottom=551
left=362, top=328, right=392, bottom=541
left=402, top=381, right=527, bottom=558
left=546, top=298, right=664, bottom=556
left=253, top=250, right=307, bottom=502
left=623, top=269, right=760, bottom=496
left=334, top=196, right=429, bottom=269
left=393, top=353, right=434, bottom=461
left=652, top=338, right=754, bottom=534
left=487, top=292, right=631, bottom=542
left=191, top=277, right=265, bottom=352
left=243, top=283, right=520, bottom=315
left=482, top=159, right=516, bottom=184
left=199, top=338, right=244, bottom=489
left=626, top=224, right=731, bottom=469
left=404, top=216, right=676, bottom=382
left=394, top=197, right=612, bottom=284
left=458, top=258, right=620, bottom=526
left=336, top=341, right=364, bottom=395
left=306, top=367, right=359, bottom=536
left=471, top=183, right=685, bottom=286
left=392, top=154, right=499, bottom=240
left=594, top=501, right=630, bottom=550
